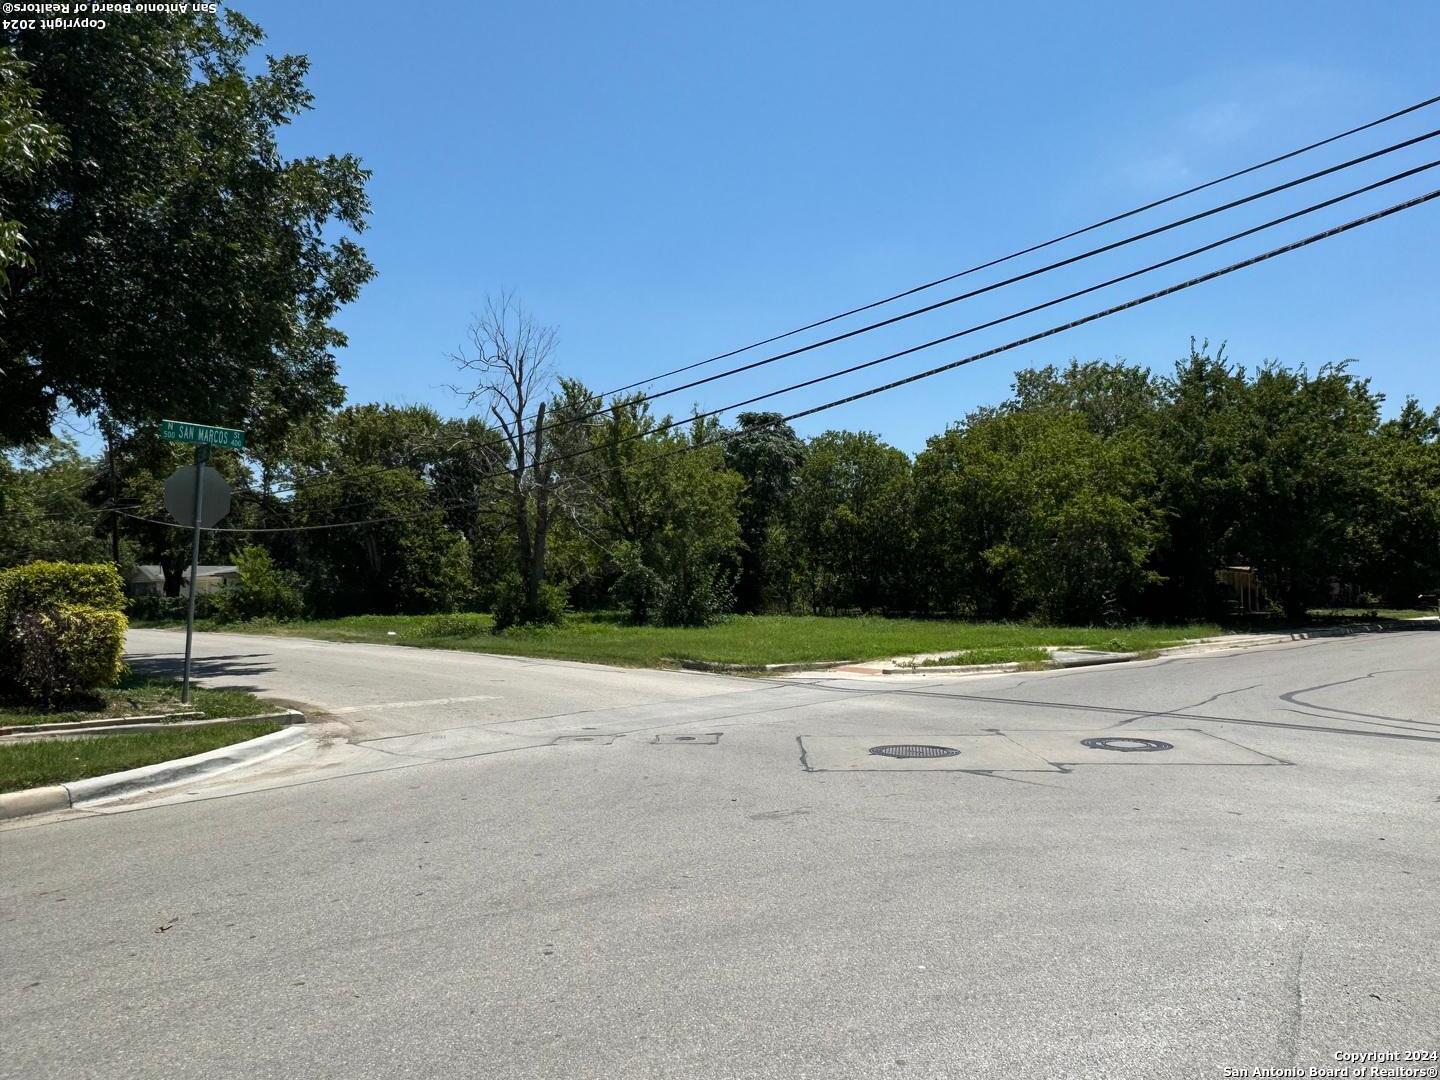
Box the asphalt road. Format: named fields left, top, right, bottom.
left=3, top=627, right=1437, bottom=1079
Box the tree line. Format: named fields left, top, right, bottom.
left=4, top=336, right=1437, bottom=626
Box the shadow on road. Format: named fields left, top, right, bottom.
left=127, top=653, right=276, bottom=694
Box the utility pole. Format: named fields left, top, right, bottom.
left=180, top=444, right=208, bottom=705
left=102, top=417, right=121, bottom=569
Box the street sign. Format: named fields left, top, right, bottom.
left=160, top=419, right=246, bottom=450
left=163, top=464, right=232, bottom=529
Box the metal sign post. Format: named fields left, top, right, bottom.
left=160, top=420, right=243, bottom=705
left=181, top=445, right=209, bottom=705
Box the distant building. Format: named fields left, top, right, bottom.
left=123, top=564, right=239, bottom=598
left=123, top=565, right=166, bottom=597
left=1215, top=566, right=1265, bottom=613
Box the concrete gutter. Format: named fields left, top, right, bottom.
left=0, top=708, right=304, bottom=743
left=0, top=710, right=204, bottom=736
left=0, top=722, right=312, bottom=821
left=666, top=658, right=849, bottom=674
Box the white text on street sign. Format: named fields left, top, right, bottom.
left=160, top=419, right=246, bottom=450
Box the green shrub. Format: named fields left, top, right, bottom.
left=655, top=562, right=733, bottom=627
left=491, top=573, right=567, bottom=632
left=125, top=594, right=212, bottom=622
left=0, top=561, right=128, bottom=705
left=211, top=546, right=305, bottom=623
left=614, top=559, right=663, bottom=625
left=0, top=560, right=124, bottom=616
left=6, top=609, right=128, bottom=706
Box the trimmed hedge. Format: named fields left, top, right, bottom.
left=0, top=561, right=125, bottom=614
left=0, top=562, right=128, bottom=705
left=7, top=606, right=128, bottom=703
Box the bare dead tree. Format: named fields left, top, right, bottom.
left=449, top=292, right=561, bottom=618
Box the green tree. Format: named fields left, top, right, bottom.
left=1008, top=359, right=1161, bottom=439
left=1356, top=397, right=1440, bottom=607
left=0, top=47, right=65, bottom=302
left=0, top=11, right=373, bottom=447
left=0, top=440, right=107, bottom=568
left=585, top=403, right=742, bottom=626
left=1149, top=344, right=1255, bottom=618
left=792, top=431, right=913, bottom=613
left=722, top=412, right=804, bottom=612
left=915, top=409, right=1162, bottom=622
left=212, top=545, right=304, bottom=623
left=1233, top=363, right=1381, bottom=619
left=283, top=405, right=476, bottom=615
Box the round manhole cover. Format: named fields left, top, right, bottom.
left=868, top=744, right=962, bottom=759
left=1080, top=737, right=1174, bottom=753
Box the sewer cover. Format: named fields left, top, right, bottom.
left=868, top=744, right=962, bottom=759
left=1080, top=737, right=1174, bottom=753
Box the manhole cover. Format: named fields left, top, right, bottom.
left=1080, top=737, right=1174, bottom=753
left=868, top=744, right=962, bottom=759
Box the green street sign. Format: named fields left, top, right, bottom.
left=160, top=419, right=246, bottom=450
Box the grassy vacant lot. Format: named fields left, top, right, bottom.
left=0, top=673, right=276, bottom=728
left=147, top=611, right=1226, bottom=669
left=0, top=721, right=283, bottom=793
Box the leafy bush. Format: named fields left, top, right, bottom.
left=614, top=556, right=663, bottom=626
left=211, top=546, right=304, bottom=623
left=7, top=607, right=128, bottom=705
left=611, top=540, right=733, bottom=628
left=655, top=561, right=733, bottom=628
left=491, top=573, right=567, bottom=632
left=0, top=562, right=127, bottom=705
left=0, top=560, right=124, bottom=614
left=125, top=593, right=213, bottom=622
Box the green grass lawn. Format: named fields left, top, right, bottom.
left=138, top=611, right=1226, bottom=669
left=0, top=721, right=284, bottom=793
left=0, top=673, right=277, bottom=728
left=1307, top=606, right=1437, bottom=621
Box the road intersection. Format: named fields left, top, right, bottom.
left=3, top=627, right=1436, bottom=1078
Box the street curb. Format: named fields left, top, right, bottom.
left=666, top=658, right=849, bottom=674
left=0, top=708, right=305, bottom=742
left=0, top=710, right=203, bottom=737
left=0, top=722, right=312, bottom=820
left=870, top=622, right=1407, bottom=677
left=0, top=785, right=71, bottom=820
left=880, top=661, right=1025, bottom=676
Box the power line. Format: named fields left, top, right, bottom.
left=527, top=164, right=1440, bottom=471
left=595, top=91, right=1440, bottom=397
left=555, top=185, right=1440, bottom=482
left=229, top=123, right=1440, bottom=505
left=112, top=185, right=1440, bottom=534
left=769, top=189, right=1440, bottom=431
left=596, top=128, right=1440, bottom=411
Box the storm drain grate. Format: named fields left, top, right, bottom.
left=867, top=744, right=962, bottom=759
left=1080, top=737, right=1174, bottom=753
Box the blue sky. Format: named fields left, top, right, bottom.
left=244, top=0, right=1438, bottom=453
